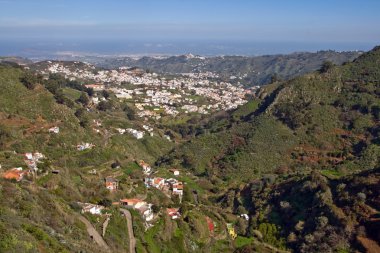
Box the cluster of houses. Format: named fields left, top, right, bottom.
left=116, top=128, right=145, bottom=139
left=24, top=152, right=45, bottom=172
left=142, top=125, right=154, bottom=136
left=137, top=160, right=183, bottom=200
left=1, top=152, right=48, bottom=181
left=144, top=176, right=183, bottom=200
left=110, top=88, right=133, bottom=99
left=1, top=152, right=46, bottom=181
left=40, top=62, right=252, bottom=120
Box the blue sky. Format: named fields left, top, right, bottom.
left=0, top=0, right=379, bottom=55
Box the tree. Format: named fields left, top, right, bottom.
left=44, top=80, right=59, bottom=94
left=48, top=73, right=66, bottom=88
left=74, top=108, right=85, bottom=118
left=102, top=90, right=110, bottom=99
left=270, top=73, right=280, bottom=83
left=77, top=92, right=90, bottom=106
left=20, top=72, right=39, bottom=90
left=54, top=92, right=66, bottom=104
left=0, top=125, right=11, bottom=147
left=235, top=218, right=248, bottom=235
left=111, top=160, right=121, bottom=169
left=97, top=101, right=112, bottom=111
left=124, top=104, right=136, bottom=120
left=85, top=87, right=94, bottom=97
left=98, top=198, right=112, bottom=207
left=319, top=61, right=335, bottom=73
left=74, top=108, right=90, bottom=128
left=151, top=204, right=160, bottom=213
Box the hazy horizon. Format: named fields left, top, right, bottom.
left=0, top=39, right=376, bottom=59
left=1, top=0, right=379, bottom=58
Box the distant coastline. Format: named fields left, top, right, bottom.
left=0, top=39, right=375, bottom=59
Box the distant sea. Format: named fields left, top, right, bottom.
left=0, top=39, right=375, bottom=59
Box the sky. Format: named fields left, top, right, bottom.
left=0, top=0, right=380, bottom=56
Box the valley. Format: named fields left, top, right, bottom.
left=0, top=46, right=379, bottom=253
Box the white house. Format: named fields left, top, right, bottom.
left=134, top=131, right=144, bottom=139
left=240, top=214, right=249, bottom=221
left=151, top=177, right=165, bottom=189
left=24, top=153, right=33, bottom=160
left=172, top=182, right=184, bottom=196
left=167, top=208, right=181, bottom=220
left=81, top=203, right=105, bottom=215
left=120, top=199, right=153, bottom=222
left=116, top=128, right=126, bottom=134
left=170, top=169, right=180, bottom=176
left=48, top=127, right=60, bottom=134
left=139, top=160, right=152, bottom=175
left=77, top=143, right=94, bottom=151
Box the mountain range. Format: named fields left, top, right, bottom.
left=95, top=50, right=362, bottom=86
left=1, top=50, right=362, bottom=87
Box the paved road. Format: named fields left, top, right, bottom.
left=78, top=215, right=111, bottom=252
left=120, top=208, right=136, bottom=253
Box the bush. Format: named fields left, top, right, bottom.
left=77, top=92, right=90, bottom=106
left=258, top=223, right=286, bottom=249
left=319, top=61, right=335, bottom=73
left=20, top=72, right=39, bottom=90
left=97, top=101, right=112, bottom=111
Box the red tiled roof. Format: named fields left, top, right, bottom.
left=120, top=198, right=143, bottom=205
left=174, top=183, right=183, bottom=189
left=167, top=208, right=179, bottom=214
left=2, top=168, right=26, bottom=181
left=153, top=178, right=164, bottom=185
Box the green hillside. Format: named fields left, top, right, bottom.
left=0, top=46, right=379, bottom=253
left=164, top=46, right=380, bottom=182
left=0, top=64, right=176, bottom=252
left=156, top=46, right=380, bottom=252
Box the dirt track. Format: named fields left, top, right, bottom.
left=120, top=208, right=136, bottom=253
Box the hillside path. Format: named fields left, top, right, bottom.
left=120, top=208, right=136, bottom=253
left=77, top=215, right=111, bottom=252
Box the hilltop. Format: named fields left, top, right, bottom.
left=0, top=56, right=33, bottom=66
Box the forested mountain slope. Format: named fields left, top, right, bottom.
left=163, top=46, right=380, bottom=182
left=158, top=46, right=380, bottom=252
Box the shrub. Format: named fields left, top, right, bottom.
left=319, top=61, right=335, bottom=73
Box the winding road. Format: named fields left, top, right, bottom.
left=120, top=208, right=137, bottom=253
left=77, top=215, right=111, bottom=252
